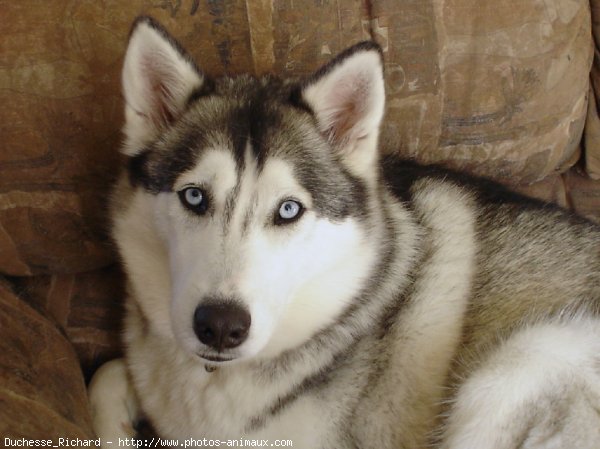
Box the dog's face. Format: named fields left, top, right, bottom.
left=115, top=17, right=386, bottom=363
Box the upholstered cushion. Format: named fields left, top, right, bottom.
left=1, top=0, right=594, bottom=276
left=0, top=279, right=94, bottom=438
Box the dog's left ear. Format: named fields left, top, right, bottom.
left=300, top=42, right=385, bottom=175
left=121, top=17, right=205, bottom=155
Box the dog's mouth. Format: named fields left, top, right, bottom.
left=198, top=353, right=235, bottom=363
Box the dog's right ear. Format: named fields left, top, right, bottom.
left=297, top=42, right=385, bottom=179
left=121, top=17, right=205, bottom=155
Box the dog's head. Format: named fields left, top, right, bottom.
left=115, top=17, right=386, bottom=363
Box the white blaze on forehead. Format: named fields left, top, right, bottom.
left=174, top=148, right=238, bottom=206
left=256, top=158, right=313, bottom=211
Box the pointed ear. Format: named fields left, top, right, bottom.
left=300, top=42, right=385, bottom=173
left=121, top=16, right=205, bottom=155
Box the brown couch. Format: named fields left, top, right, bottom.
left=2, top=0, right=600, bottom=437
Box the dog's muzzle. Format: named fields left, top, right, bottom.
left=193, top=301, right=251, bottom=352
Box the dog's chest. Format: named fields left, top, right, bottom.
left=134, top=354, right=349, bottom=447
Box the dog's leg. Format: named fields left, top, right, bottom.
left=88, top=358, right=140, bottom=446
left=441, top=318, right=600, bottom=449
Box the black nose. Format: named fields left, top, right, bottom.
left=193, top=302, right=251, bottom=351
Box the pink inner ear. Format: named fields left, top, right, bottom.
left=153, top=82, right=176, bottom=126
left=142, top=56, right=178, bottom=128
left=328, top=100, right=359, bottom=143
left=325, top=77, right=370, bottom=144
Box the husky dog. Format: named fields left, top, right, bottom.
left=89, top=16, right=600, bottom=449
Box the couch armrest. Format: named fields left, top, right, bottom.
left=0, top=279, right=94, bottom=439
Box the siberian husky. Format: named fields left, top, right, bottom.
left=89, top=16, right=600, bottom=449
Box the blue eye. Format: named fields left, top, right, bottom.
left=179, top=187, right=208, bottom=214
left=276, top=200, right=303, bottom=224
left=185, top=188, right=203, bottom=205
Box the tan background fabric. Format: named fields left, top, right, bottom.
left=0, top=279, right=94, bottom=438
left=13, top=265, right=124, bottom=376
left=375, top=0, right=592, bottom=182
left=586, top=0, right=600, bottom=178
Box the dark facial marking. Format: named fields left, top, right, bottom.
left=288, top=148, right=369, bottom=222
left=186, top=77, right=216, bottom=107
left=126, top=74, right=369, bottom=224
left=222, top=178, right=242, bottom=230
left=127, top=127, right=206, bottom=193
left=225, top=79, right=286, bottom=171
left=288, top=84, right=315, bottom=115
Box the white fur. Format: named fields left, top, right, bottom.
left=88, top=359, right=138, bottom=445
left=443, top=318, right=600, bottom=449
left=112, top=189, right=173, bottom=340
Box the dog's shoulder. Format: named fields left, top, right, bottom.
left=381, top=155, right=600, bottom=230
left=381, top=155, right=552, bottom=211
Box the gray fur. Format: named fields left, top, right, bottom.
left=129, top=75, right=368, bottom=222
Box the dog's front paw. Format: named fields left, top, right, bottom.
left=88, top=359, right=140, bottom=446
